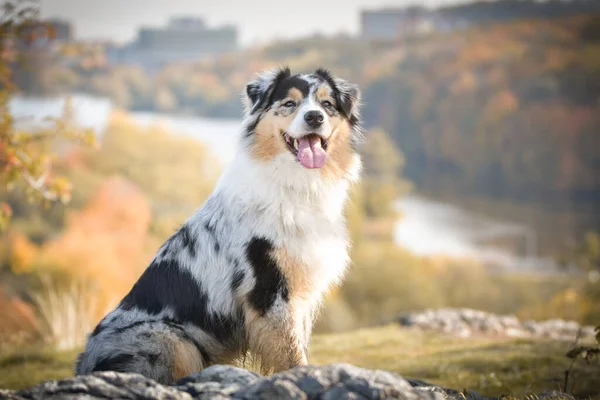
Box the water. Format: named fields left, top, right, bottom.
left=9, top=94, right=241, bottom=164
left=394, top=195, right=560, bottom=272
left=9, top=94, right=114, bottom=133
left=9, top=94, right=559, bottom=273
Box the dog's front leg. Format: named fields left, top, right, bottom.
left=245, top=301, right=307, bottom=374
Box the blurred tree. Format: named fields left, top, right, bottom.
left=154, top=86, right=177, bottom=113
left=572, top=232, right=600, bottom=275
left=580, top=15, right=600, bottom=42
left=359, top=128, right=412, bottom=222
left=34, top=176, right=154, bottom=318
left=0, top=1, right=95, bottom=231
left=0, top=286, right=40, bottom=350
left=62, top=110, right=220, bottom=241
left=559, top=232, right=600, bottom=324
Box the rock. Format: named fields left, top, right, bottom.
left=0, top=363, right=501, bottom=400
left=0, top=372, right=189, bottom=400
left=173, top=365, right=260, bottom=399
left=396, top=308, right=596, bottom=341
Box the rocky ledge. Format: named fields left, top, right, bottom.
left=0, top=364, right=573, bottom=400
left=395, top=308, right=597, bottom=341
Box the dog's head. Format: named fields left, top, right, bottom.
left=242, top=67, right=362, bottom=181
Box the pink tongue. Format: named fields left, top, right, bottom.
left=297, top=135, right=327, bottom=169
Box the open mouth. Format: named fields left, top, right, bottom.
left=282, top=132, right=329, bottom=169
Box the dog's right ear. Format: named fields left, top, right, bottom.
left=243, top=66, right=291, bottom=115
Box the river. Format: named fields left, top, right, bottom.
left=8, top=94, right=561, bottom=273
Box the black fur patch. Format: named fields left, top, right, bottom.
left=92, top=353, right=135, bottom=373
left=246, top=67, right=291, bottom=115
left=159, top=230, right=180, bottom=257
left=245, top=115, right=261, bottom=138
left=314, top=68, right=338, bottom=93
left=204, top=217, right=221, bottom=254
left=231, top=269, right=245, bottom=291
left=314, top=68, right=358, bottom=121
left=179, top=224, right=197, bottom=258
left=245, top=237, right=289, bottom=315
left=118, top=260, right=241, bottom=343
left=204, top=221, right=215, bottom=236
left=270, top=75, right=310, bottom=104
left=140, top=351, right=160, bottom=365
left=113, top=320, right=150, bottom=334
left=338, top=88, right=360, bottom=122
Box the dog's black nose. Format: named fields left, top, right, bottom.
left=304, top=110, right=324, bottom=128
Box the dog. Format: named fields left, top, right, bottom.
left=75, top=66, right=363, bottom=384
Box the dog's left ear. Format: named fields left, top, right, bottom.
left=244, top=66, right=291, bottom=115
left=335, top=78, right=361, bottom=119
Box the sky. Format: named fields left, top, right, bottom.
left=40, top=0, right=468, bottom=46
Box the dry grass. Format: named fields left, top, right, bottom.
left=0, top=347, right=80, bottom=391
left=29, top=274, right=108, bottom=351
left=309, top=325, right=600, bottom=399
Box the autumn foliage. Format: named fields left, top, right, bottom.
left=39, top=177, right=152, bottom=314
left=0, top=108, right=224, bottom=349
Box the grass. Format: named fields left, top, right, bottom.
left=0, top=347, right=80, bottom=391
left=310, top=325, right=600, bottom=399
left=1, top=325, right=599, bottom=399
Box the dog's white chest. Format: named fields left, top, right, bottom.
left=278, top=205, right=350, bottom=294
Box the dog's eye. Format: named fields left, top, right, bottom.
left=283, top=101, right=296, bottom=108
left=321, top=100, right=333, bottom=108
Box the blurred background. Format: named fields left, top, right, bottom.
left=1, top=0, right=599, bottom=397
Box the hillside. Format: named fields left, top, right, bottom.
left=17, top=12, right=600, bottom=254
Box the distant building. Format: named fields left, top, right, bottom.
left=108, top=17, right=238, bottom=70
left=361, top=0, right=600, bottom=40
left=360, top=6, right=465, bottom=40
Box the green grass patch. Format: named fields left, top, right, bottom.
left=0, top=348, right=80, bottom=391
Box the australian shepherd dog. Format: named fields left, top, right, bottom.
left=75, top=66, right=363, bottom=384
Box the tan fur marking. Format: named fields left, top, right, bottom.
left=251, top=111, right=291, bottom=162
left=172, top=339, right=203, bottom=381
left=244, top=306, right=307, bottom=374
left=273, top=246, right=312, bottom=297
left=287, top=87, right=304, bottom=101
left=273, top=246, right=318, bottom=354
left=316, top=85, right=331, bottom=100
left=251, top=83, right=308, bottom=163
left=242, top=246, right=314, bottom=374
left=320, top=119, right=355, bottom=181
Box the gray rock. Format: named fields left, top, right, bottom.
left=396, top=308, right=596, bottom=341
left=0, top=363, right=576, bottom=400
left=0, top=364, right=478, bottom=400
left=407, top=378, right=485, bottom=400
left=0, top=371, right=190, bottom=400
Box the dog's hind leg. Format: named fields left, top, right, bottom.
left=170, top=335, right=205, bottom=380
left=244, top=302, right=308, bottom=374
